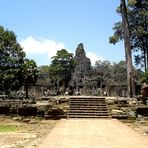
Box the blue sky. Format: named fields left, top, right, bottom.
left=0, top=0, right=125, bottom=66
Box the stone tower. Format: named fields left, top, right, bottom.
left=70, top=43, right=93, bottom=95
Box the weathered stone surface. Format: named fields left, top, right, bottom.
left=141, top=83, right=148, bottom=97
left=0, top=96, right=68, bottom=118
left=70, top=43, right=97, bottom=95
left=106, top=97, right=116, bottom=105
left=58, top=97, right=69, bottom=104
left=111, top=109, right=124, bottom=115
left=0, top=106, right=10, bottom=114
left=136, top=107, right=148, bottom=116
left=18, top=104, right=37, bottom=116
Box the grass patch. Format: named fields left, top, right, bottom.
left=0, top=125, right=19, bottom=132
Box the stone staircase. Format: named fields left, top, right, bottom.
left=67, top=96, right=110, bottom=118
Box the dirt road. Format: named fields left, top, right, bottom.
left=37, top=119, right=148, bottom=148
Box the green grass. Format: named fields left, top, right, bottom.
left=0, top=125, right=19, bottom=132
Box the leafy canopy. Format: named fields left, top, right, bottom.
left=49, top=49, right=76, bottom=81
left=109, top=0, right=148, bottom=70
left=0, top=26, right=25, bottom=93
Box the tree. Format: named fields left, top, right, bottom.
left=95, top=60, right=127, bottom=85
left=95, top=60, right=111, bottom=82
left=111, top=61, right=127, bottom=84
left=109, top=0, right=137, bottom=97
left=141, top=71, right=148, bottom=84
left=109, top=0, right=148, bottom=71
left=22, top=59, right=38, bottom=99
left=128, top=0, right=148, bottom=70
left=0, top=26, right=25, bottom=94
left=49, top=49, right=76, bottom=94
left=95, top=59, right=142, bottom=96
left=37, top=65, right=50, bottom=86
left=121, top=0, right=135, bottom=98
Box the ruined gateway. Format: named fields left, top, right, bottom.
left=32, top=43, right=127, bottom=97
left=69, top=43, right=98, bottom=95
left=29, top=43, right=127, bottom=97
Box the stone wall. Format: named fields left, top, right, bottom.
left=106, top=97, right=148, bottom=119
left=0, top=96, right=69, bottom=119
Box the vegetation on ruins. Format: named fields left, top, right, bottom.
left=22, top=59, right=38, bottom=98
left=1, top=0, right=147, bottom=98
left=95, top=60, right=129, bottom=85
left=49, top=49, right=76, bottom=94
left=0, top=24, right=145, bottom=97
left=37, top=65, right=50, bottom=86
left=46, top=44, right=143, bottom=96
left=141, top=71, right=148, bottom=84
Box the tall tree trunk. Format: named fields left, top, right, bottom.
left=143, top=49, right=147, bottom=71
left=120, top=0, right=135, bottom=98
left=25, top=78, right=28, bottom=99
left=143, top=47, right=147, bottom=71
left=146, top=49, right=148, bottom=71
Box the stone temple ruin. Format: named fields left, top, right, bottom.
left=69, top=43, right=97, bottom=95
left=0, top=43, right=148, bottom=120
left=33, top=43, right=101, bottom=97
left=21, top=43, right=128, bottom=97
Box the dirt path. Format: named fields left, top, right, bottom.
left=0, top=116, right=57, bottom=148
left=37, top=119, right=148, bottom=148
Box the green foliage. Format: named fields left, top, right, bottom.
left=22, top=58, right=38, bottom=83
left=140, top=71, right=148, bottom=84
left=95, top=60, right=111, bottom=78
left=111, top=61, right=127, bottom=84
left=109, top=0, right=148, bottom=70
left=37, top=65, right=50, bottom=85
left=95, top=60, right=127, bottom=85
left=109, top=35, right=119, bottom=45
left=0, top=26, right=39, bottom=95
left=0, top=125, right=19, bottom=132
left=0, top=26, right=25, bottom=93
left=49, top=49, right=76, bottom=89
left=22, top=58, right=38, bottom=98
left=95, top=59, right=142, bottom=96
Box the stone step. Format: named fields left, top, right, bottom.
left=70, top=102, right=105, bottom=104
left=68, top=114, right=109, bottom=116
left=69, top=109, right=108, bottom=112
left=70, top=97, right=105, bottom=99
left=69, top=107, right=107, bottom=109
left=69, top=100, right=106, bottom=104
left=68, top=115, right=109, bottom=118
left=70, top=108, right=108, bottom=110
left=70, top=98, right=105, bottom=101
left=70, top=101, right=106, bottom=103
left=69, top=111, right=108, bottom=114
left=68, top=97, right=109, bottom=118
left=69, top=104, right=106, bottom=107
left=68, top=114, right=109, bottom=117
left=70, top=100, right=105, bottom=103
left=68, top=111, right=109, bottom=114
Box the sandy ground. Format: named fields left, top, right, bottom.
left=37, top=119, right=148, bottom=148
left=0, top=116, right=147, bottom=148
left=0, top=116, right=58, bottom=148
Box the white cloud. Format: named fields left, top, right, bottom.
left=20, top=36, right=103, bottom=66
left=86, top=51, right=104, bottom=66
left=20, top=36, right=65, bottom=59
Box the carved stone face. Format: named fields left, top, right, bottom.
left=76, top=43, right=85, bottom=57
left=78, top=43, right=83, bottom=50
